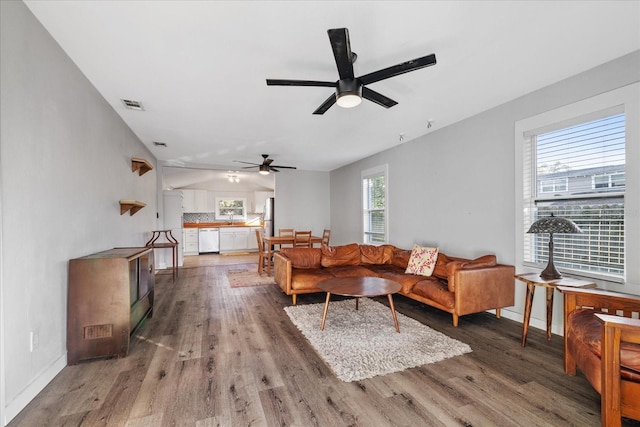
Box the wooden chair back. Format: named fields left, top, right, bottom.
left=279, top=228, right=294, bottom=248
left=294, top=230, right=312, bottom=248
left=256, top=229, right=272, bottom=276
left=322, top=229, right=331, bottom=246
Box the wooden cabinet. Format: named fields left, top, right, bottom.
left=67, top=247, right=155, bottom=364
left=183, top=228, right=199, bottom=255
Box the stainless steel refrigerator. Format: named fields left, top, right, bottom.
left=264, top=197, right=275, bottom=237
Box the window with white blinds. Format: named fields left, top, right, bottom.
left=362, top=165, right=387, bottom=244
left=523, top=108, right=626, bottom=278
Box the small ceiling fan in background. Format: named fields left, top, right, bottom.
left=233, top=154, right=297, bottom=175
left=266, top=27, right=437, bottom=114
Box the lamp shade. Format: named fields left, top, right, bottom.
left=527, top=213, right=582, bottom=234
left=526, top=213, right=582, bottom=279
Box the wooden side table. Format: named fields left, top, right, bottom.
left=515, top=272, right=596, bottom=346
left=145, top=230, right=179, bottom=282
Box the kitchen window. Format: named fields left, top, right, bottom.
left=215, top=197, right=246, bottom=221
left=515, top=83, right=639, bottom=284
left=362, top=165, right=388, bottom=244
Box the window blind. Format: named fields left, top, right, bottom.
left=362, top=173, right=386, bottom=244
left=524, top=111, right=626, bottom=278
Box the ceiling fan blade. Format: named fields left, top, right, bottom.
left=270, top=165, right=297, bottom=169
left=359, top=53, right=437, bottom=85
left=327, top=28, right=355, bottom=80
left=313, top=93, right=337, bottom=115
left=269, top=167, right=280, bottom=172
left=264, top=158, right=274, bottom=166
left=266, top=79, right=336, bottom=87
left=233, top=160, right=260, bottom=166
left=362, top=87, right=398, bottom=108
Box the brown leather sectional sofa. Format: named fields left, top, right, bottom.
left=273, top=243, right=515, bottom=326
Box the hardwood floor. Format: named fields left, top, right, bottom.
left=8, top=255, right=639, bottom=426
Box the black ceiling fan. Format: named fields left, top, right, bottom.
left=233, top=154, right=297, bottom=174
left=266, top=27, right=436, bottom=115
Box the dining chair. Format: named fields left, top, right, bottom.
left=294, top=230, right=312, bottom=248
left=322, top=229, right=331, bottom=246
left=278, top=228, right=294, bottom=249
left=256, top=229, right=273, bottom=276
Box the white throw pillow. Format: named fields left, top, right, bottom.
left=405, top=244, right=439, bottom=277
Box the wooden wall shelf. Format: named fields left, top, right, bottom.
left=131, top=157, right=153, bottom=176
left=120, top=200, right=146, bottom=215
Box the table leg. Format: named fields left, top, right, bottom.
left=546, top=286, right=554, bottom=341
left=521, top=282, right=536, bottom=347
left=355, top=297, right=359, bottom=310
left=320, top=292, right=331, bottom=330
left=387, top=294, right=400, bottom=333
left=267, top=243, right=273, bottom=276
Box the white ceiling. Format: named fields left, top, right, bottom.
left=24, top=1, right=640, bottom=189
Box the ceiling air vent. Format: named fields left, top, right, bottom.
left=121, top=99, right=144, bottom=111
left=153, top=141, right=167, bottom=147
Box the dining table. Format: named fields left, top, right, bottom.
left=263, top=234, right=323, bottom=275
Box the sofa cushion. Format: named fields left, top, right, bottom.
left=359, top=244, right=394, bottom=265
left=290, top=268, right=335, bottom=290
left=321, top=243, right=361, bottom=267
left=432, top=253, right=452, bottom=279
left=326, top=265, right=379, bottom=278
left=463, top=254, right=497, bottom=269
left=411, top=280, right=455, bottom=309
left=568, top=308, right=640, bottom=379
left=405, top=245, right=439, bottom=277
left=281, top=248, right=322, bottom=269
left=391, top=248, right=411, bottom=269
left=379, top=271, right=427, bottom=294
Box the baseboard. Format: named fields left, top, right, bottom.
left=4, top=353, right=66, bottom=426
left=498, top=308, right=564, bottom=337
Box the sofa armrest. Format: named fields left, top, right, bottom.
left=454, top=264, right=515, bottom=315
left=274, top=252, right=292, bottom=294
left=595, top=313, right=640, bottom=425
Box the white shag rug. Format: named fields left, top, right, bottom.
left=284, top=298, right=472, bottom=382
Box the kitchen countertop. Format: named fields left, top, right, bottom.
left=183, top=222, right=264, bottom=229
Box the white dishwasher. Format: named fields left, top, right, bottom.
left=198, top=228, right=219, bottom=254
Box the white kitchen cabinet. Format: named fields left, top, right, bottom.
left=182, top=189, right=208, bottom=213
left=183, top=228, right=199, bottom=256
left=247, top=227, right=263, bottom=250
left=253, top=191, right=274, bottom=213
left=219, top=227, right=252, bottom=253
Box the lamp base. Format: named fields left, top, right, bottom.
left=540, top=264, right=562, bottom=280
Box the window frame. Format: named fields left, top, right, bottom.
left=361, top=164, right=388, bottom=244
left=515, top=83, right=639, bottom=286
left=215, top=197, right=247, bottom=221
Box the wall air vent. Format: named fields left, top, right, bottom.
left=121, top=99, right=144, bottom=111
left=153, top=141, right=167, bottom=147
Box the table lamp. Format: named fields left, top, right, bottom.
left=527, top=213, right=582, bottom=280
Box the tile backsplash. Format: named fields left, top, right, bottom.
left=183, top=213, right=216, bottom=223
left=183, top=212, right=263, bottom=224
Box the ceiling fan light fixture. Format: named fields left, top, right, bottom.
left=259, top=165, right=270, bottom=175
left=336, top=79, right=362, bottom=108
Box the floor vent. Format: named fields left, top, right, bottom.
left=84, top=324, right=113, bottom=340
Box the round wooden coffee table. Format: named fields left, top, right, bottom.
left=317, top=276, right=402, bottom=332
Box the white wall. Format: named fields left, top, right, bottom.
left=330, top=51, right=640, bottom=333
left=0, top=2, right=157, bottom=424
left=274, top=170, right=330, bottom=237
